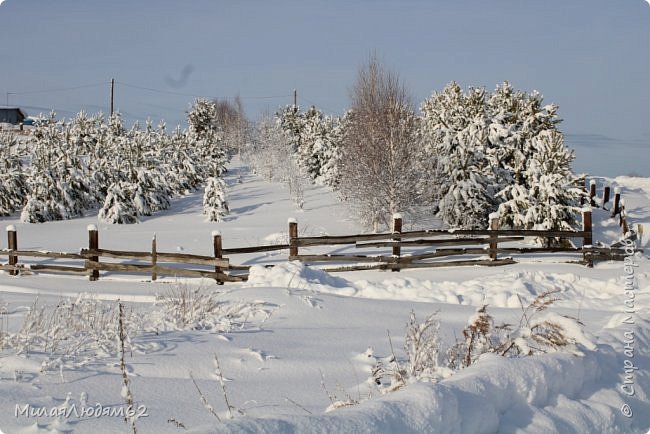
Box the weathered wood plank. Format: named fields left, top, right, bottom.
left=222, top=244, right=290, bottom=254
left=0, top=249, right=86, bottom=260
left=290, top=254, right=397, bottom=263
left=85, top=261, right=243, bottom=282
left=80, top=248, right=229, bottom=268
left=321, top=258, right=517, bottom=272
left=297, top=230, right=588, bottom=246
left=28, top=264, right=88, bottom=274
left=356, top=236, right=524, bottom=248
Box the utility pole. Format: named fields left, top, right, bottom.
left=293, top=88, right=297, bottom=112
left=110, top=78, right=115, bottom=116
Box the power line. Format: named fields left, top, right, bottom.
left=6, top=82, right=107, bottom=96
left=115, top=81, right=292, bottom=101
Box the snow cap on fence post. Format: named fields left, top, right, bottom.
left=211, top=230, right=221, bottom=237
left=392, top=212, right=402, bottom=220
left=6, top=224, right=18, bottom=275
left=287, top=217, right=298, bottom=224
left=614, top=187, right=621, bottom=194
left=589, top=179, right=596, bottom=186
left=87, top=224, right=98, bottom=232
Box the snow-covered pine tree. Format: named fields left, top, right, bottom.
left=21, top=113, right=95, bottom=222
left=20, top=171, right=65, bottom=222
left=487, top=82, right=561, bottom=189
left=203, top=176, right=229, bottom=222
left=316, top=114, right=344, bottom=188
left=497, top=130, right=586, bottom=239
left=276, top=104, right=304, bottom=153
left=0, top=134, right=27, bottom=216
left=187, top=98, right=227, bottom=178
left=275, top=104, right=341, bottom=187
left=487, top=83, right=582, bottom=236
left=98, top=181, right=138, bottom=224
left=421, top=83, right=496, bottom=228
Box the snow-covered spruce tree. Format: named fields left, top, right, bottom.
left=421, top=83, right=496, bottom=228
left=203, top=176, right=229, bottom=222
left=337, top=57, right=427, bottom=230
left=496, top=130, right=585, bottom=237
left=0, top=134, right=27, bottom=216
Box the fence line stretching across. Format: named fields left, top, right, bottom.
left=0, top=206, right=642, bottom=283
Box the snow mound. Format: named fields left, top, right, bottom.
left=247, top=262, right=356, bottom=295
left=199, top=316, right=650, bottom=434
left=247, top=262, right=649, bottom=312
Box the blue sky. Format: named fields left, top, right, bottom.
left=1, top=0, right=649, bottom=176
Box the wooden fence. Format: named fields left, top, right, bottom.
left=0, top=213, right=640, bottom=283
left=286, top=209, right=635, bottom=272
left=0, top=225, right=241, bottom=283
left=0, top=180, right=642, bottom=283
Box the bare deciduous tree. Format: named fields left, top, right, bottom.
left=213, top=96, right=249, bottom=155
left=338, top=57, right=426, bottom=230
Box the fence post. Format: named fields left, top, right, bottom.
left=213, top=230, right=223, bottom=285
left=589, top=179, right=596, bottom=207
left=612, top=187, right=621, bottom=216
left=602, top=186, right=610, bottom=207
left=620, top=201, right=629, bottom=235
left=288, top=218, right=298, bottom=259
left=87, top=224, right=99, bottom=281
left=638, top=224, right=644, bottom=246
left=488, top=213, right=499, bottom=260
left=582, top=208, right=593, bottom=268
left=151, top=234, right=157, bottom=282
left=392, top=213, right=402, bottom=272
left=6, top=225, right=18, bottom=276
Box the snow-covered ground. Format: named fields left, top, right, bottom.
left=0, top=161, right=649, bottom=434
